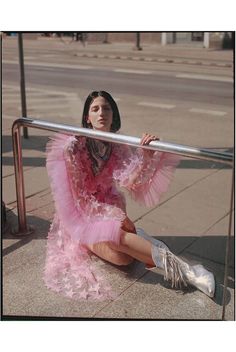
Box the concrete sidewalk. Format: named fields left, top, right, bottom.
left=2, top=37, right=235, bottom=320
left=2, top=121, right=234, bottom=320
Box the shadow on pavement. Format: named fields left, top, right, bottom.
left=139, top=269, right=232, bottom=307
left=2, top=209, right=50, bottom=257
left=2, top=156, right=46, bottom=167
left=2, top=135, right=49, bottom=154
left=3, top=210, right=234, bottom=311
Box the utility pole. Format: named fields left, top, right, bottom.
left=18, top=33, right=28, bottom=138
left=134, top=32, right=142, bottom=51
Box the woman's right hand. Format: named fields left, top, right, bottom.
left=121, top=216, right=136, bottom=234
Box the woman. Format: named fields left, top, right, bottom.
left=44, top=90, right=215, bottom=300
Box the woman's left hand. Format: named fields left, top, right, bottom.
left=140, top=133, right=160, bottom=156
left=140, top=133, right=160, bottom=146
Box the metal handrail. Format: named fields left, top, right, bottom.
left=11, top=117, right=234, bottom=319
left=12, top=117, right=233, bottom=233
left=14, top=117, right=233, bottom=163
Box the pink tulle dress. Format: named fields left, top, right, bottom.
left=44, top=133, right=180, bottom=300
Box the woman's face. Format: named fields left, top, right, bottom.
left=87, top=96, right=113, bottom=132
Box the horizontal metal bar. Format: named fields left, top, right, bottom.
left=12, top=117, right=233, bottom=165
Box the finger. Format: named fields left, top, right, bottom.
left=144, top=135, right=158, bottom=145
left=140, top=133, right=149, bottom=145
left=141, top=134, right=160, bottom=145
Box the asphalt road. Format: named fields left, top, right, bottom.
left=2, top=59, right=234, bottom=148
left=2, top=62, right=233, bottom=106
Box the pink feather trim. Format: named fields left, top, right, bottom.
left=129, top=152, right=180, bottom=207
left=46, top=134, right=122, bottom=245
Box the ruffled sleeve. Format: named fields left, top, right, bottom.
left=113, top=144, right=180, bottom=207
left=46, top=134, right=123, bottom=245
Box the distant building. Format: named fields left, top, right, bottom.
left=87, top=32, right=234, bottom=49
left=4, top=32, right=234, bottom=49
left=161, top=32, right=234, bottom=49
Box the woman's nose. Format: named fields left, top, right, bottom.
left=99, top=107, right=105, bottom=115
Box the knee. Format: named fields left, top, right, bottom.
left=106, top=243, right=134, bottom=266
left=112, top=253, right=134, bottom=266
left=87, top=242, right=134, bottom=266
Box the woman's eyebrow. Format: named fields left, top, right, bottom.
left=91, top=103, right=110, bottom=108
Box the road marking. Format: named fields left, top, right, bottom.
left=189, top=108, right=227, bottom=116
left=176, top=73, right=233, bottom=83
left=3, top=96, right=80, bottom=103
left=113, top=68, right=152, bottom=75
left=138, top=102, right=176, bottom=109
left=3, top=60, right=93, bottom=70
left=2, top=84, right=78, bottom=97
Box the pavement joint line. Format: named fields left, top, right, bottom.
left=92, top=271, right=148, bottom=318
left=38, top=188, right=52, bottom=198
left=27, top=201, right=54, bottom=214
left=203, top=209, right=235, bottom=235
left=184, top=249, right=235, bottom=269
left=25, top=187, right=50, bottom=200
left=6, top=205, right=16, bottom=212
left=2, top=168, right=31, bottom=179
left=3, top=165, right=36, bottom=182
left=176, top=205, right=234, bottom=258
left=6, top=187, right=51, bottom=208
left=91, top=300, right=114, bottom=318
left=5, top=187, right=52, bottom=211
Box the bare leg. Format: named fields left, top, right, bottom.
left=88, top=229, right=215, bottom=297
left=87, top=231, right=155, bottom=266
left=87, top=241, right=134, bottom=266
left=109, top=231, right=155, bottom=266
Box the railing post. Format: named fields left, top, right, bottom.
left=222, top=166, right=234, bottom=320
left=12, top=121, right=34, bottom=235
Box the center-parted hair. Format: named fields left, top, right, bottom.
left=81, top=91, right=121, bottom=132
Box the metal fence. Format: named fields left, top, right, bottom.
left=11, top=117, right=234, bottom=319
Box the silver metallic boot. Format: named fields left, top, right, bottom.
left=137, top=228, right=215, bottom=298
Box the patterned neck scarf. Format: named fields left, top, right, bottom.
left=86, top=138, right=112, bottom=175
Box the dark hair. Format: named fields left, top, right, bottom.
left=81, top=91, right=121, bottom=132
